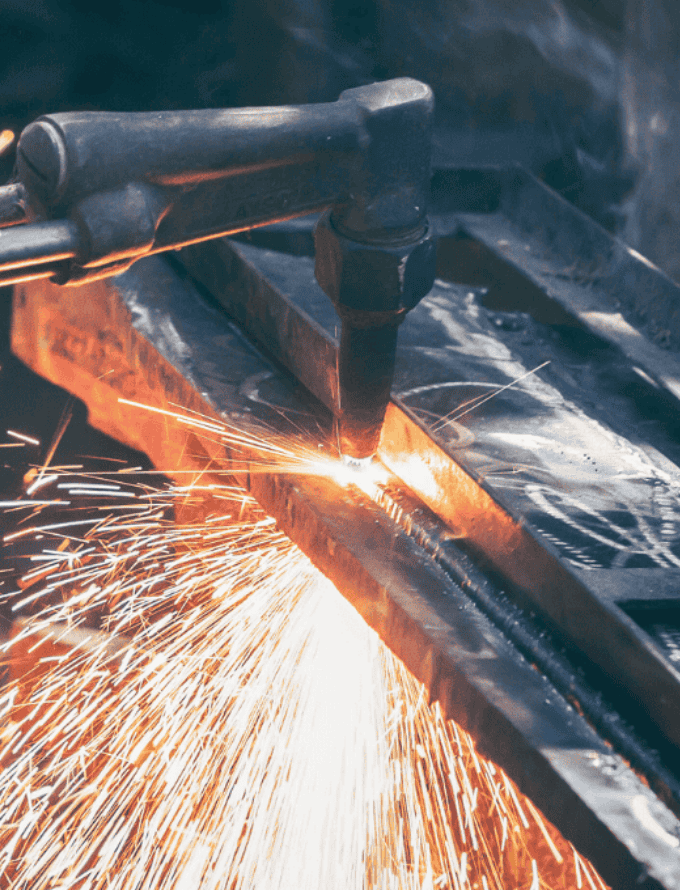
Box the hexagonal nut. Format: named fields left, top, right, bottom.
left=314, top=211, right=437, bottom=315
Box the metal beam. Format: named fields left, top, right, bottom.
left=11, top=253, right=680, bottom=889
left=177, top=236, right=680, bottom=768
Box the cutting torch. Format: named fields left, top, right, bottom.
left=0, top=78, right=437, bottom=459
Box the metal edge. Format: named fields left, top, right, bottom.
left=176, top=237, right=680, bottom=757
left=10, top=259, right=680, bottom=888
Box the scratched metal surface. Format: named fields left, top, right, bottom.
left=395, top=276, right=680, bottom=672
left=395, top=281, right=680, bottom=576
left=231, top=234, right=680, bottom=577
left=201, top=236, right=680, bottom=766
left=237, top=198, right=680, bottom=588
left=226, top=223, right=680, bottom=581
left=229, top=242, right=680, bottom=565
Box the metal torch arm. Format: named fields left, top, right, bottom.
left=0, top=79, right=433, bottom=285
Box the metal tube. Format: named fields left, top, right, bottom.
left=17, top=105, right=362, bottom=206
left=0, top=264, right=62, bottom=288
left=0, top=220, right=79, bottom=272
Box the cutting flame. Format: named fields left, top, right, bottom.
left=0, top=415, right=609, bottom=889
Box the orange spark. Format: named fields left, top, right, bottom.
left=0, top=130, right=13, bottom=157
left=0, top=422, right=609, bottom=890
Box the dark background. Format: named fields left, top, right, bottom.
left=2, top=0, right=680, bottom=279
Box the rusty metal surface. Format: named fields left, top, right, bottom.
left=11, top=256, right=680, bottom=889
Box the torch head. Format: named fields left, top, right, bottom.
left=313, top=78, right=436, bottom=460
left=314, top=211, right=437, bottom=460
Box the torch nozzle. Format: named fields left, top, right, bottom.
left=341, top=454, right=375, bottom=470
left=337, top=320, right=399, bottom=461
